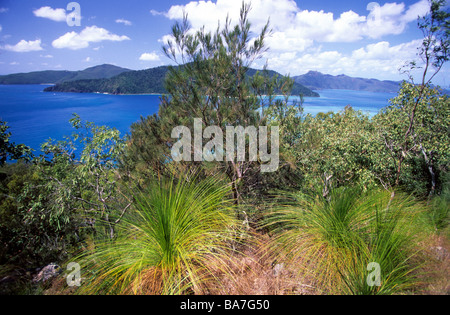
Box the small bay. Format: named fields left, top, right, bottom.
left=0, top=85, right=396, bottom=155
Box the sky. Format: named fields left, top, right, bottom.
left=0, top=0, right=448, bottom=86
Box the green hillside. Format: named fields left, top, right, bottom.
left=44, top=65, right=319, bottom=97
left=0, top=64, right=130, bottom=85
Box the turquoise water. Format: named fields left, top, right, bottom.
left=300, top=89, right=395, bottom=117
left=0, top=85, right=396, bottom=154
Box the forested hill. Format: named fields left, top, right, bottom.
left=294, top=71, right=401, bottom=93
left=43, top=66, right=320, bottom=97
left=0, top=64, right=131, bottom=85
left=44, top=66, right=168, bottom=95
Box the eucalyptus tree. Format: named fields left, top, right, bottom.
left=35, top=114, right=131, bottom=240
left=375, top=0, right=449, bottom=196
left=0, top=121, right=33, bottom=166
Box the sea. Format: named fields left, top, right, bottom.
left=0, top=84, right=396, bottom=155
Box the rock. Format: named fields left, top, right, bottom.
left=32, top=263, right=61, bottom=283
left=273, top=263, right=284, bottom=277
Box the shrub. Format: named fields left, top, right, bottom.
left=72, top=175, right=239, bottom=294
left=264, top=187, right=427, bottom=294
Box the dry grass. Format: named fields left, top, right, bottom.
left=415, top=235, right=450, bottom=295
left=204, top=232, right=318, bottom=295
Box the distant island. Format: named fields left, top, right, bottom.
left=43, top=66, right=171, bottom=95
left=43, top=65, right=320, bottom=97
left=1, top=64, right=406, bottom=96
left=294, top=71, right=401, bottom=93
left=0, top=64, right=131, bottom=85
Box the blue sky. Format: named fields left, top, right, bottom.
left=0, top=0, right=448, bottom=86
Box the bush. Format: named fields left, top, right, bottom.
left=264, top=187, right=427, bottom=294
left=72, top=175, right=239, bottom=295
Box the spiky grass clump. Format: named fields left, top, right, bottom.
left=74, top=176, right=238, bottom=295
left=264, top=188, right=426, bottom=295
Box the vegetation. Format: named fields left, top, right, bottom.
left=264, top=188, right=427, bottom=295
left=44, top=65, right=319, bottom=96
left=75, top=175, right=238, bottom=295
left=0, top=1, right=449, bottom=296
left=294, top=71, right=401, bottom=93
left=44, top=66, right=169, bottom=94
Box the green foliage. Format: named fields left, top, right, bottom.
left=0, top=162, right=81, bottom=269
left=290, top=106, right=380, bottom=195
left=36, top=114, right=130, bottom=240
left=73, top=175, right=238, bottom=295
left=0, top=121, right=33, bottom=166
left=374, top=82, right=449, bottom=195
left=1, top=0, right=449, bottom=296
left=126, top=4, right=303, bottom=204
left=0, top=114, right=130, bottom=274
left=265, top=188, right=426, bottom=295
left=45, top=66, right=168, bottom=94
left=426, top=173, right=450, bottom=233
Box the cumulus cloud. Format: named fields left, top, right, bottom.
left=139, top=52, right=161, bottom=61
left=2, top=39, right=43, bottom=52
left=33, top=6, right=67, bottom=22
left=52, top=26, right=130, bottom=50
left=162, top=0, right=430, bottom=43
left=158, top=0, right=430, bottom=80
left=266, top=39, right=423, bottom=79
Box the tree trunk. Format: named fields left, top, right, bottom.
left=420, top=143, right=436, bottom=197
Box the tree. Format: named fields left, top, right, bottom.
left=127, top=3, right=296, bottom=206
left=292, top=106, right=379, bottom=197
left=375, top=83, right=449, bottom=195
left=386, top=0, right=450, bottom=195
left=0, top=121, right=33, bottom=166
left=36, top=114, right=131, bottom=240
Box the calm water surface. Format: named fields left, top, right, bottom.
left=0, top=85, right=396, bottom=154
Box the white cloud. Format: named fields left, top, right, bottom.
left=84, top=57, right=91, bottom=62
left=150, top=9, right=166, bottom=16
left=116, top=18, right=132, bottom=26
left=52, top=26, right=130, bottom=50
left=139, top=52, right=161, bottom=61
left=363, top=1, right=430, bottom=39
left=0, top=8, right=9, bottom=13
left=266, top=39, right=423, bottom=80
left=2, top=39, right=43, bottom=52
left=0, top=25, right=2, bottom=32
left=162, top=0, right=430, bottom=44
left=33, top=6, right=67, bottom=22
left=160, top=0, right=433, bottom=81
left=40, top=54, right=54, bottom=58
left=403, top=0, right=431, bottom=22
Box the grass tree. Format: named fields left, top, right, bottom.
left=72, top=175, right=239, bottom=295
left=264, top=187, right=427, bottom=294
